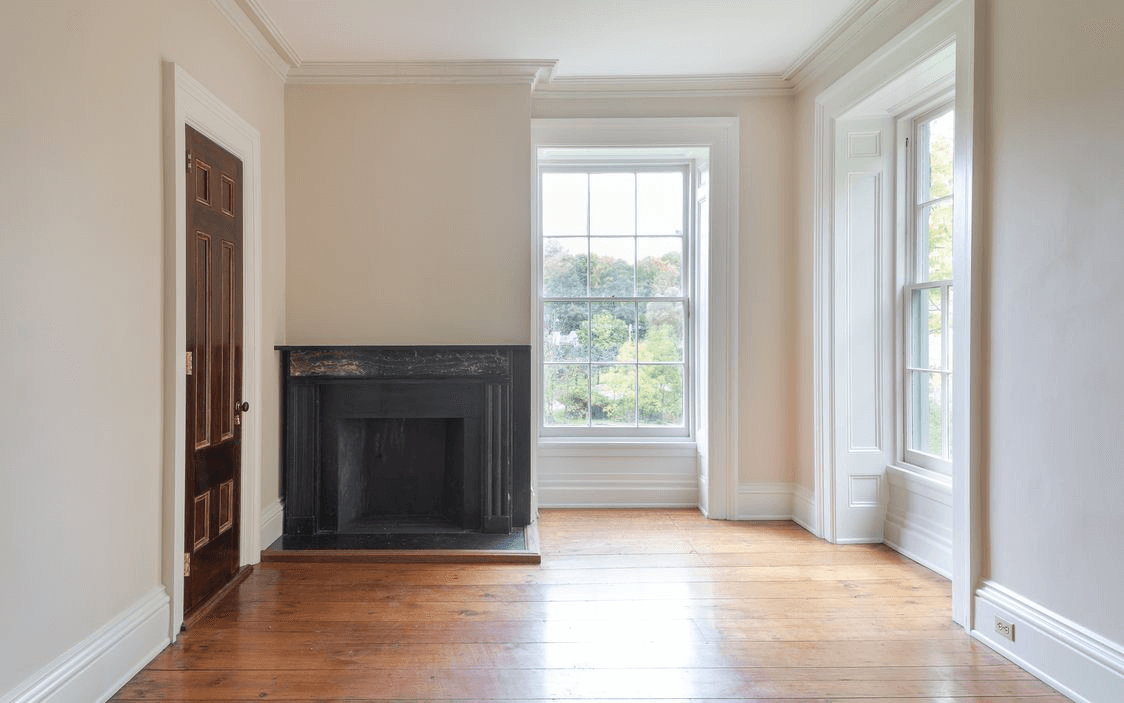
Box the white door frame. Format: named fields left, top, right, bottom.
left=161, top=62, right=264, bottom=638
left=812, top=0, right=980, bottom=628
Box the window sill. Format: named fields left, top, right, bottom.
left=538, top=437, right=697, bottom=459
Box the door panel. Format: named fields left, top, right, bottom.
left=185, top=125, right=243, bottom=614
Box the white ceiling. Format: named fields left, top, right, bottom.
left=253, top=0, right=864, bottom=78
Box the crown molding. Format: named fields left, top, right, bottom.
left=209, top=0, right=291, bottom=80
left=211, top=0, right=906, bottom=95
left=787, top=0, right=908, bottom=91
left=783, top=0, right=880, bottom=80
left=234, top=0, right=302, bottom=67
left=286, top=60, right=557, bottom=87
left=533, top=73, right=792, bottom=100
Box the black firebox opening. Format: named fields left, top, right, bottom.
left=336, top=418, right=465, bottom=534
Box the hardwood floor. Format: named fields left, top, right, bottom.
left=113, top=509, right=1069, bottom=701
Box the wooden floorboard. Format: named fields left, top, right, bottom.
left=113, top=509, right=1071, bottom=702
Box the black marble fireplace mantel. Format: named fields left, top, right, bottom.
left=277, top=345, right=531, bottom=541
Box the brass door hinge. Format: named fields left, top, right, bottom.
left=183, top=552, right=191, bottom=577
left=186, top=351, right=193, bottom=375
left=186, top=151, right=192, bottom=172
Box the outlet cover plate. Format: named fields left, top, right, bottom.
left=994, top=615, right=1014, bottom=641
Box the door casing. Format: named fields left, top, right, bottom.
left=163, top=62, right=264, bottom=639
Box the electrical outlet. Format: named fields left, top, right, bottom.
left=994, top=615, right=1014, bottom=641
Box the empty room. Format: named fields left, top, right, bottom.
left=2, top=1, right=1122, bottom=702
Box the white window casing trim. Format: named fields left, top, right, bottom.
left=812, top=0, right=979, bottom=628
left=531, top=117, right=739, bottom=518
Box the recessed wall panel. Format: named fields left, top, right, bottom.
left=846, top=172, right=882, bottom=451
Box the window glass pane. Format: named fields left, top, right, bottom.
left=539, top=161, right=691, bottom=436
left=590, top=302, right=636, bottom=362
left=909, top=287, right=943, bottom=370
left=543, top=302, right=588, bottom=362
left=591, top=365, right=636, bottom=426
left=639, top=365, right=685, bottom=426
left=636, top=172, right=684, bottom=235
left=638, top=302, right=684, bottom=362
left=542, top=172, right=587, bottom=236
left=544, top=365, right=589, bottom=426
left=543, top=237, right=588, bottom=297
left=921, top=110, right=955, bottom=202
left=637, top=237, right=683, bottom=296
left=589, top=237, right=635, bottom=297
left=589, top=173, right=635, bottom=236
left=910, top=370, right=945, bottom=457
left=920, top=200, right=953, bottom=281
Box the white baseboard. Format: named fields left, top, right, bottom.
left=974, top=581, right=1124, bottom=703
left=735, top=482, right=797, bottom=520
left=1, top=588, right=170, bottom=703
left=882, top=465, right=952, bottom=578
left=734, top=482, right=818, bottom=534
left=259, top=498, right=284, bottom=551
left=883, top=510, right=952, bottom=578
left=791, top=483, right=818, bottom=534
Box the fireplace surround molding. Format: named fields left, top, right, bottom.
left=277, top=345, right=531, bottom=539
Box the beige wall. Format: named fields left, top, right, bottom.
left=533, top=96, right=796, bottom=486
left=286, top=86, right=796, bottom=485
left=0, top=1, right=285, bottom=692
left=982, top=0, right=1124, bottom=643
left=789, top=0, right=1124, bottom=649
left=284, top=84, right=533, bottom=345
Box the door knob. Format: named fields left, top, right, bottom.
left=236, top=401, right=249, bottom=413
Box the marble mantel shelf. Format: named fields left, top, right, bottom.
left=275, top=345, right=523, bottom=378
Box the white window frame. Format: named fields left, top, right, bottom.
left=538, top=158, right=695, bottom=439
left=897, top=98, right=955, bottom=474
left=530, top=117, right=740, bottom=520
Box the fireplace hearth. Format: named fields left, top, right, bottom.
left=276, top=346, right=530, bottom=547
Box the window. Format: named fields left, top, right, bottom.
left=903, top=106, right=954, bottom=470
left=539, top=162, right=692, bottom=436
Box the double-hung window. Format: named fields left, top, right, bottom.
left=903, top=106, right=954, bottom=470
left=539, top=163, right=691, bottom=437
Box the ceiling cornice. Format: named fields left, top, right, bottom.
left=213, top=0, right=907, bottom=96
left=235, top=0, right=303, bottom=67
left=209, top=0, right=290, bottom=80
left=786, top=0, right=907, bottom=91
left=287, top=60, right=558, bottom=87
left=534, top=74, right=793, bottom=100
left=783, top=0, right=881, bottom=80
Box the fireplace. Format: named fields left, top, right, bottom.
left=277, top=346, right=531, bottom=543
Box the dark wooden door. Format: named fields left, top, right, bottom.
left=185, top=126, right=244, bottom=614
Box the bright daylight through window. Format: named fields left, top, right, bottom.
left=904, top=107, right=954, bottom=469
left=540, top=165, right=690, bottom=435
